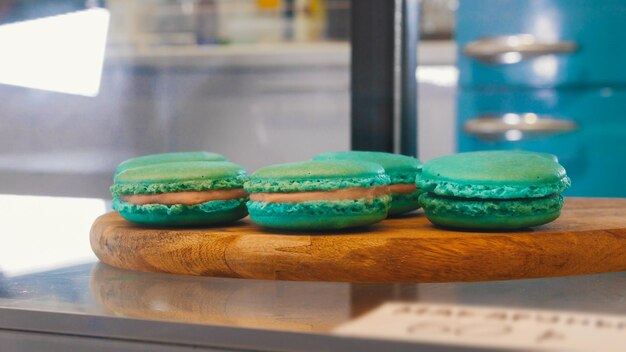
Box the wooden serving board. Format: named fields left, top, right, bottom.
left=90, top=198, right=626, bottom=283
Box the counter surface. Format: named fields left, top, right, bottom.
left=2, top=195, right=626, bottom=351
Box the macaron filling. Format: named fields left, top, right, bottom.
left=120, top=189, right=248, bottom=206
left=389, top=183, right=418, bottom=194
left=249, top=186, right=389, bottom=203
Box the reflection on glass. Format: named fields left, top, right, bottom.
left=0, top=1, right=456, bottom=200
left=0, top=9, right=110, bottom=96
left=106, top=0, right=351, bottom=47
left=416, top=66, right=458, bottom=87
left=91, top=263, right=352, bottom=332
left=90, top=263, right=418, bottom=332
left=0, top=195, right=105, bottom=277
left=499, top=51, right=523, bottom=65
left=504, top=129, right=523, bottom=142
left=532, top=55, right=558, bottom=82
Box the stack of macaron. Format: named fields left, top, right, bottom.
left=110, top=149, right=570, bottom=231
left=111, top=150, right=423, bottom=230
left=244, top=160, right=392, bottom=230
left=313, top=151, right=422, bottom=216
left=111, top=151, right=249, bottom=226
left=244, top=150, right=425, bottom=229
left=416, top=151, right=571, bottom=230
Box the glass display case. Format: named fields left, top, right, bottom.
left=3, top=1, right=626, bottom=351
left=0, top=0, right=455, bottom=199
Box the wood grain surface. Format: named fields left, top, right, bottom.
left=90, top=198, right=626, bottom=283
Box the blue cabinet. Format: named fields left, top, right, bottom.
left=458, top=88, right=626, bottom=197
left=456, top=0, right=626, bottom=196
left=457, top=0, right=626, bottom=88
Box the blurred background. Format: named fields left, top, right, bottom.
left=0, top=0, right=622, bottom=198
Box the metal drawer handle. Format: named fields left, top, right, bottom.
left=464, top=34, right=577, bottom=64
left=464, top=113, right=578, bottom=141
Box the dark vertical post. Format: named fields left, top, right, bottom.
left=401, top=0, right=419, bottom=156
left=350, top=0, right=419, bottom=156
left=350, top=0, right=395, bottom=152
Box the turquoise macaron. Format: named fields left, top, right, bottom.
left=313, top=151, right=422, bottom=216
left=244, top=160, right=391, bottom=230
left=417, top=150, right=571, bottom=230
left=115, top=151, right=227, bottom=175
left=111, top=161, right=248, bottom=226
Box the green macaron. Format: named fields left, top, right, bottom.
left=313, top=151, right=422, bottom=216
left=416, top=150, right=571, bottom=230
left=115, top=151, right=227, bottom=175
left=111, top=161, right=248, bottom=226
left=245, top=160, right=391, bottom=230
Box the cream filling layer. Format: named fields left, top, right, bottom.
left=120, top=188, right=247, bottom=206
left=249, top=186, right=390, bottom=203
left=389, top=183, right=418, bottom=194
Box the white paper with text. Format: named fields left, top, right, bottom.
left=334, top=302, right=626, bottom=351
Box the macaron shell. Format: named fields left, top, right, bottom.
left=417, top=151, right=570, bottom=199
left=113, top=198, right=248, bottom=226
left=112, top=161, right=249, bottom=196
left=246, top=160, right=390, bottom=193
left=247, top=196, right=390, bottom=230
left=313, top=151, right=422, bottom=184
left=419, top=193, right=564, bottom=230
left=252, top=160, right=386, bottom=179
left=115, top=151, right=227, bottom=174
left=115, top=161, right=245, bottom=183
left=249, top=212, right=387, bottom=231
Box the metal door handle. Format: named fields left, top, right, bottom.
left=464, top=35, right=577, bottom=64
left=464, top=113, right=578, bottom=141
